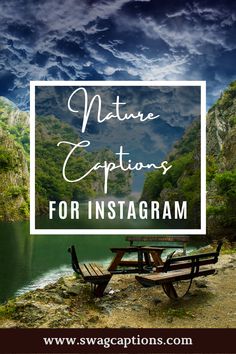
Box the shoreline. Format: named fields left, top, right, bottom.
left=0, top=247, right=235, bottom=329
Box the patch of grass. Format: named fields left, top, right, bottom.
left=220, top=240, right=236, bottom=254
left=188, top=241, right=236, bottom=256
left=155, top=290, right=214, bottom=321
left=19, top=201, right=30, bottom=218
left=0, top=300, right=16, bottom=318
left=221, top=247, right=236, bottom=255
left=166, top=307, right=194, bottom=319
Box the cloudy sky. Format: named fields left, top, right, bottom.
left=0, top=0, right=236, bottom=110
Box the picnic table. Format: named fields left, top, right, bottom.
left=68, top=241, right=223, bottom=299
left=107, top=246, right=165, bottom=274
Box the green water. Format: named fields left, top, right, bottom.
left=0, top=220, right=129, bottom=303
left=0, top=219, right=206, bottom=304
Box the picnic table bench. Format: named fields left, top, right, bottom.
left=136, top=241, right=223, bottom=299
left=126, top=236, right=192, bottom=254
left=68, top=246, right=111, bottom=297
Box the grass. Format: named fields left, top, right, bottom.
left=151, top=289, right=215, bottom=323
left=220, top=240, right=236, bottom=254
left=0, top=300, right=16, bottom=319
left=188, top=240, right=236, bottom=256
left=221, top=247, right=236, bottom=255
left=165, top=307, right=195, bottom=319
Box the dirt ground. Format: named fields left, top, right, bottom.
left=0, top=253, right=236, bottom=328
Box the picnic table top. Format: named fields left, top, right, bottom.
left=110, top=246, right=166, bottom=252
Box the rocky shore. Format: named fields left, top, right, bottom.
left=0, top=248, right=235, bottom=329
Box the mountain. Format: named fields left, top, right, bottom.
left=0, top=99, right=131, bottom=221
left=141, top=119, right=201, bottom=229
left=207, top=81, right=236, bottom=239
left=1, top=80, right=236, bottom=233
left=0, top=97, right=29, bottom=221
left=141, top=81, right=236, bottom=240
left=35, top=115, right=131, bottom=214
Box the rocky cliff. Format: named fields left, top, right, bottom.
left=0, top=98, right=29, bottom=221
left=0, top=98, right=131, bottom=220
left=141, top=81, right=236, bottom=240
left=206, top=81, right=236, bottom=239
left=207, top=83, right=236, bottom=169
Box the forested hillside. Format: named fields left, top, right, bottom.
left=1, top=80, right=236, bottom=236
left=141, top=81, right=236, bottom=240
left=0, top=98, right=29, bottom=221
left=141, top=120, right=201, bottom=228
left=35, top=115, right=131, bottom=214
left=207, top=81, right=236, bottom=239
left=0, top=99, right=131, bottom=220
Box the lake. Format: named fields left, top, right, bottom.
left=0, top=219, right=206, bottom=304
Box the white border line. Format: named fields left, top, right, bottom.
left=201, top=82, right=207, bottom=236
left=30, top=81, right=206, bottom=235
left=30, top=81, right=36, bottom=235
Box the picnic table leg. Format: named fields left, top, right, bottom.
left=94, top=280, right=111, bottom=297
left=162, top=279, right=194, bottom=299
left=162, top=283, right=178, bottom=299
left=143, top=251, right=152, bottom=267
left=107, top=251, right=125, bottom=271
left=150, top=251, right=163, bottom=270
left=138, top=249, right=143, bottom=273
left=94, top=284, right=105, bottom=297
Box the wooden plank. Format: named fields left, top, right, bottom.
left=126, top=236, right=191, bottom=243
left=79, top=263, right=111, bottom=279
left=136, top=268, right=215, bottom=286
left=91, top=263, right=110, bottom=276
left=155, top=258, right=217, bottom=272
left=140, top=246, right=165, bottom=251
left=108, top=250, right=125, bottom=271
left=168, top=252, right=218, bottom=263
left=91, top=263, right=104, bottom=276
left=85, top=263, right=98, bottom=277
left=110, top=247, right=142, bottom=252
left=79, top=264, right=91, bottom=278
left=150, top=268, right=214, bottom=280
left=110, top=246, right=165, bottom=253
left=150, top=250, right=163, bottom=267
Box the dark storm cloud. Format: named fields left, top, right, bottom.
left=30, top=52, right=49, bottom=67
left=7, top=23, right=36, bottom=41
left=0, top=0, right=235, bottom=109
left=55, top=39, right=87, bottom=58
left=0, top=71, right=15, bottom=95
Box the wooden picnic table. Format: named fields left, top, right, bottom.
left=107, top=246, right=165, bottom=274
